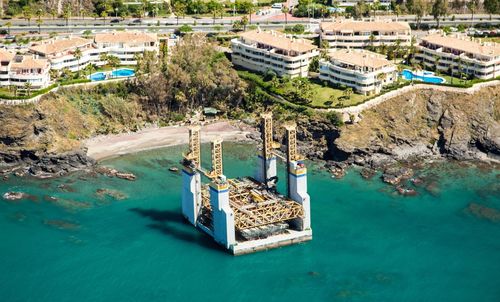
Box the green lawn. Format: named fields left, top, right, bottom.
left=237, top=69, right=368, bottom=109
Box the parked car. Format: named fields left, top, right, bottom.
left=110, top=19, right=120, bottom=23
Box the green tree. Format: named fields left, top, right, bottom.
left=74, top=48, right=83, bottom=76
left=174, top=2, right=186, bottom=25
left=107, top=55, right=121, bottom=75
left=22, top=6, right=32, bottom=26
left=241, top=15, right=249, bottom=31
left=343, top=87, right=353, bottom=101
left=5, top=21, right=11, bottom=35
left=431, top=0, right=448, bottom=28
left=101, top=10, right=108, bottom=25
left=282, top=5, right=289, bottom=25
left=467, top=0, right=480, bottom=24
left=36, top=18, right=43, bottom=34
left=24, top=82, right=32, bottom=97
left=82, top=30, right=92, bottom=39
left=413, top=0, right=427, bottom=30
left=63, top=4, right=71, bottom=27
left=484, top=0, right=499, bottom=19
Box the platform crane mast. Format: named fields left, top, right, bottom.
left=285, top=123, right=304, bottom=197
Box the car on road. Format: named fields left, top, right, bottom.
left=110, top=19, right=120, bottom=23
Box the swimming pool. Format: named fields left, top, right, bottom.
left=401, top=69, right=445, bottom=84
left=89, top=72, right=106, bottom=81
left=111, top=68, right=135, bottom=78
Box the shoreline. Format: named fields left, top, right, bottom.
left=84, top=120, right=257, bottom=161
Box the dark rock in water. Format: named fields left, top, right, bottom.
left=2, top=191, right=26, bottom=201
left=382, top=166, right=414, bottom=185
left=396, top=186, right=418, bottom=196
left=115, top=172, right=136, bottom=181
left=465, top=203, right=500, bottom=222
left=43, top=219, right=80, bottom=230
left=96, top=166, right=136, bottom=180
left=360, top=168, right=376, bottom=180
left=410, top=177, right=423, bottom=186
left=382, top=174, right=401, bottom=185
left=23, top=151, right=95, bottom=178
left=308, top=271, right=320, bottom=277
left=57, top=184, right=76, bottom=193
left=330, top=166, right=346, bottom=179
left=424, top=181, right=441, bottom=196
left=96, top=188, right=128, bottom=200
left=44, top=196, right=92, bottom=211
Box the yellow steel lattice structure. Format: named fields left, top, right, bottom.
left=199, top=178, right=304, bottom=230
left=285, top=123, right=304, bottom=162
left=261, top=112, right=274, bottom=159
left=206, top=139, right=223, bottom=180
left=183, top=126, right=201, bottom=169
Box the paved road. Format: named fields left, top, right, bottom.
left=2, top=13, right=499, bottom=34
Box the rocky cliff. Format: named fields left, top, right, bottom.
left=0, top=95, right=95, bottom=177
left=331, top=85, right=500, bottom=166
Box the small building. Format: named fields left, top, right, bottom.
left=94, top=31, right=159, bottom=65
left=9, top=55, right=51, bottom=90
left=320, top=20, right=411, bottom=50
left=319, top=49, right=397, bottom=95
left=231, top=29, right=319, bottom=78
left=203, top=107, right=219, bottom=119
left=415, top=33, right=500, bottom=79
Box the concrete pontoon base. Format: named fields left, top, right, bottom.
left=231, top=229, right=312, bottom=255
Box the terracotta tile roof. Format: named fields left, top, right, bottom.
left=327, top=49, right=393, bottom=69
left=94, top=31, right=158, bottom=44
left=239, top=30, right=317, bottom=53
left=421, top=34, right=500, bottom=57
left=30, top=37, right=93, bottom=55
left=321, top=20, right=410, bottom=32
left=11, top=56, right=49, bottom=70
left=0, top=49, right=15, bottom=62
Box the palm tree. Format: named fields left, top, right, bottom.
left=368, top=34, right=375, bottom=51
left=396, top=65, right=404, bottom=84
left=74, top=47, right=82, bottom=76
left=174, top=2, right=186, bottom=25
left=376, top=72, right=387, bottom=92
left=101, top=11, right=108, bottom=25
left=63, top=4, right=71, bottom=27
left=22, top=7, right=32, bottom=26
left=49, top=8, right=57, bottom=20
left=24, top=82, right=32, bottom=97
left=85, top=63, right=96, bottom=78
left=106, top=55, right=121, bottom=76
left=343, top=87, right=353, bottom=101
left=248, top=3, right=255, bottom=25
left=5, top=21, right=12, bottom=35
left=99, top=53, right=108, bottom=66
left=36, top=18, right=43, bottom=34
left=282, top=6, right=289, bottom=25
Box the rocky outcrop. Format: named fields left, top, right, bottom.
left=0, top=97, right=96, bottom=177
left=331, top=85, right=500, bottom=166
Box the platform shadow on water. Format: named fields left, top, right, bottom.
left=129, top=207, right=223, bottom=252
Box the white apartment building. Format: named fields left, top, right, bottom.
left=0, top=49, right=51, bottom=90
left=94, top=32, right=159, bottom=65
left=29, top=32, right=159, bottom=73
left=319, top=49, right=397, bottom=95
left=231, top=30, right=319, bottom=78
left=416, top=33, right=500, bottom=79
left=320, top=20, right=411, bottom=50
left=30, top=37, right=95, bottom=72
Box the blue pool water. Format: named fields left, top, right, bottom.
left=401, top=69, right=445, bottom=84
left=0, top=143, right=499, bottom=301
left=89, top=72, right=106, bottom=81
left=111, top=68, right=135, bottom=78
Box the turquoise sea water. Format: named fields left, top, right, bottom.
left=0, top=143, right=499, bottom=302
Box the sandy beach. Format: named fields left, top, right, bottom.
left=85, top=121, right=256, bottom=161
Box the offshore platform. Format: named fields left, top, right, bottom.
left=181, top=113, right=311, bottom=255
